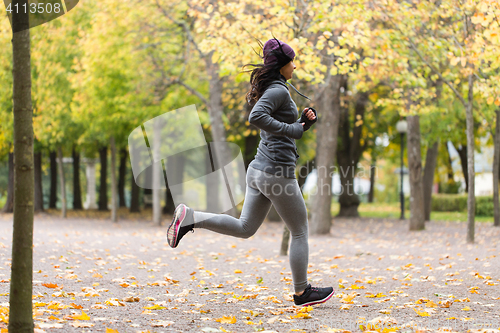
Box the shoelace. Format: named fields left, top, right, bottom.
left=311, top=287, right=319, bottom=292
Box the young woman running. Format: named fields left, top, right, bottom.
left=166, top=37, right=335, bottom=307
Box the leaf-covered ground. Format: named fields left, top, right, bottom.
left=0, top=212, right=499, bottom=333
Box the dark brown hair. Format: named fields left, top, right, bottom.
left=242, top=38, right=293, bottom=106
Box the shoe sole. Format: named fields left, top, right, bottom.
left=297, top=289, right=335, bottom=307
left=167, top=204, right=186, bottom=248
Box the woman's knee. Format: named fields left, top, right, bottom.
left=238, top=218, right=259, bottom=239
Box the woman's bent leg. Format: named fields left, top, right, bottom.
left=192, top=185, right=272, bottom=239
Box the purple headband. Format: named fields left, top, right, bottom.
left=263, top=38, right=295, bottom=67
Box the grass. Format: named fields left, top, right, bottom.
left=2, top=201, right=494, bottom=225
left=330, top=201, right=494, bottom=223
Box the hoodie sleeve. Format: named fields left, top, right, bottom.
left=248, top=87, right=304, bottom=140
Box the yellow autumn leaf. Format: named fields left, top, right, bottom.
left=291, top=312, right=311, bottom=319
left=234, top=269, right=242, bottom=274
left=215, top=316, right=237, bottom=324
left=348, top=284, right=365, bottom=289
left=341, top=294, right=356, bottom=304
left=450, top=57, right=460, bottom=66
left=462, top=306, right=471, bottom=311
left=425, top=300, right=438, bottom=308
left=143, top=304, right=166, bottom=310
left=72, top=311, right=90, bottom=320
left=298, top=306, right=313, bottom=313
left=106, top=329, right=120, bottom=333
left=413, top=308, right=430, bottom=317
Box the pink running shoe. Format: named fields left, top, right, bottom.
left=167, top=203, right=194, bottom=248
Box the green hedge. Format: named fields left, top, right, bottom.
left=404, top=194, right=496, bottom=217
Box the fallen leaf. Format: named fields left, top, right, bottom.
left=143, top=304, right=166, bottom=310
left=215, top=316, right=237, bottom=324
left=123, top=297, right=140, bottom=302
left=70, top=303, right=83, bottom=309
left=413, top=308, right=430, bottom=317
left=71, top=311, right=90, bottom=320
left=42, top=283, right=60, bottom=289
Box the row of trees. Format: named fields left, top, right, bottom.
left=2, top=0, right=500, bottom=242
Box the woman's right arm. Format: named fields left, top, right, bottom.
left=248, top=87, right=304, bottom=140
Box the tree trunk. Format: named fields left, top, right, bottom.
left=57, top=147, right=67, bottom=218
left=205, top=146, right=219, bottom=213
left=465, top=75, right=475, bottom=243
left=368, top=157, right=376, bottom=203
left=407, top=116, right=425, bottom=231
left=164, top=154, right=184, bottom=215
left=9, top=8, right=35, bottom=330
left=110, top=136, right=118, bottom=222
left=49, top=149, right=57, bottom=208
left=494, top=110, right=500, bottom=227
left=2, top=149, right=14, bottom=213
left=297, top=159, right=315, bottom=190
left=336, top=91, right=369, bottom=218
left=205, top=54, right=237, bottom=217
left=34, top=150, right=43, bottom=212
left=445, top=141, right=458, bottom=193
left=456, top=144, right=468, bottom=193
left=152, top=123, right=161, bottom=225
left=243, top=102, right=260, bottom=170
left=310, top=74, right=344, bottom=234
left=118, top=147, right=127, bottom=207
left=280, top=225, right=291, bottom=256
left=423, top=140, right=438, bottom=221
left=72, top=146, right=83, bottom=210
left=98, top=146, right=108, bottom=211
left=129, top=166, right=141, bottom=213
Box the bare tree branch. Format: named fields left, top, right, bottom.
left=155, top=0, right=205, bottom=58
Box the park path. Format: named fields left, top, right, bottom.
left=0, top=212, right=499, bottom=333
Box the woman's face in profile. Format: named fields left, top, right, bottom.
left=280, top=59, right=296, bottom=81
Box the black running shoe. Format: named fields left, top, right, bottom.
left=293, top=284, right=335, bottom=306
left=167, top=203, right=194, bottom=248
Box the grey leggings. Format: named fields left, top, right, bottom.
left=192, top=165, right=309, bottom=292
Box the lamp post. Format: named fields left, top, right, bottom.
left=396, top=119, right=408, bottom=220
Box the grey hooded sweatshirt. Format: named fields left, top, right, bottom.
left=248, top=75, right=304, bottom=179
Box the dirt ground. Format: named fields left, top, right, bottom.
left=0, top=211, right=499, bottom=333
